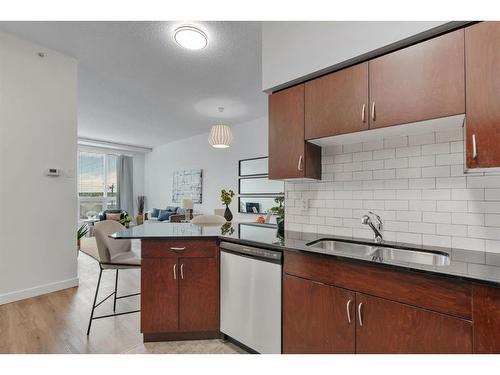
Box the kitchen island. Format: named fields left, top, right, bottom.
left=112, top=221, right=500, bottom=353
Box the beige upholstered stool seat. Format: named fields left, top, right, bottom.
left=191, top=214, right=226, bottom=225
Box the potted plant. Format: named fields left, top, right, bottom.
left=221, top=189, right=235, bottom=222
left=120, top=215, right=132, bottom=228
left=136, top=195, right=145, bottom=225
left=269, top=196, right=285, bottom=236
left=77, top=223, right=89, bottom=252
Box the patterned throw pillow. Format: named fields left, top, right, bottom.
left=157, top=210, right=173, bottom=222
left=151, top=208, right=160, bottom=218
left=106, top=213, right=121, bottom=221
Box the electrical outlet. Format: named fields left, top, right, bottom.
left=300, top=198, right=309, bottom=210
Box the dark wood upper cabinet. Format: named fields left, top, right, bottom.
left=141, top=258, right=179, bottom=334
left=305, top=63, right=369, bottom=139
left=179, top=257, right=219, bottom=332
left=283, top=274, right=355, bottom=354
left=355, top=293, right=473, bottom=354
left=465, top=22, right=500, bottom=168
left=369, top=29, right=465, bottom=129
left=268, top=84, right=321, bottom=180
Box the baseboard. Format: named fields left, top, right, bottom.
left=0, top=277, right=79, bottom=305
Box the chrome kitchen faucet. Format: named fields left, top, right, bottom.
left=361, top=211, right=383, bottom=243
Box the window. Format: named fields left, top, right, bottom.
left=78, top=151, right=119, bottom=219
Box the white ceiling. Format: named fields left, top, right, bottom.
left=0, top=21, right=266, bottom=147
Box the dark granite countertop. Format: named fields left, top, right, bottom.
left=112, top=221, right=500, bottom=286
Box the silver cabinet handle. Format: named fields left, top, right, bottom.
left=297, top=155, right=304, bottom=171
left=358, top=302, right=364, bottom=326
left=346, top=299, right=352, bottom=323
left=371, top=102, right=376, bottom=122
left=180, top=263, right=184, bottom=279
left=361, top=104, right=366, bottom=123
left=472, top=134, right=477, bottom=160
left=170, top=247, right=186, bottom=251
left=173, top=264, right=177, bottom=279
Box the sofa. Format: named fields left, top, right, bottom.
left=98, top=209, right=128, bottom=221
left=148, top=206, right=188, bottom=222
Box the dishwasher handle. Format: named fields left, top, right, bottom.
left=220, top=241, right=282, bottom=262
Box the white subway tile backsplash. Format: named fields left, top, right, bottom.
left=353, top=151, right=373, bottom=162
left=422, top=166, right=450, bottom=178
left=422, top=142, right=450, bottom=155
left=373, top=148, right=396, bottom=160
left=384, top=136, right=408, bottom=148
left=409, top=132, right=435, bottom=146
left=286, top=128, right=500, bottom=253
left=396, top=145, right=421, bottom=158
left=408, top=155, right=436, bottom=168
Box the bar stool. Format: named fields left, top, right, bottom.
left=81, top=220, right=141, bottom=335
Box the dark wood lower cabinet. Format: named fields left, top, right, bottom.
left=283, top=274, right=355, bottom=353
left=141, top=239, right=219, bottom=341
left=355, top=293, right=473, bottom=354
left=141, top=258, right=178, bottom=333
left=179, top=257, right=218, bottom=332
left=473, top=285, right=500, bottom=353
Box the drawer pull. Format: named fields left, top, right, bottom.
left=346, top=299, right=352, bottom=323
left=358, top=302, right=364, bottom=327
left=170, top=247, right=186, bottom=252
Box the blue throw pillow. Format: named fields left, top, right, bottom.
left=151, top=208, right=160, bottom=218
left=157, top=209, right=173, bottom=222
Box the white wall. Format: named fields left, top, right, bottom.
left=0, top=31, right=78, bottom=304
left=145, top=117, right=268, bottom=221
left=285, top=126, right=500, bottom=254
left=262, top=21, right=447, bottom=91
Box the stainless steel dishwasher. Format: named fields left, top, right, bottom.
left=219, top=241, right=282, bottom=354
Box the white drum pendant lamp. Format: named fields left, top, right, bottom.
left=208, top=107, right=233, bottom=148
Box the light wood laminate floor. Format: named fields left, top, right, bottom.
left=0, top=239, right=245, bottom=354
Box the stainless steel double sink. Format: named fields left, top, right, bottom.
left=306, top=238, right=450, bottom=266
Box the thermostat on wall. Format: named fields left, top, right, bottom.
left=46, top=168, right=61, bottom=177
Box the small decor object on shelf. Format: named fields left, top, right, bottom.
left=136, top=195, right=146, bottom=225
left=220, top=222, right=235, bottom=236
left=269, top=196, right=285, bottom=236
left=120, top=215, right=132, bottom=228
left=256, top=215, right=265, bottom=224
left=221, top=189, right=235, bottom=222
left=77, top=224, right=89, bottom=253
left=182, top=197, right=194, bottom=221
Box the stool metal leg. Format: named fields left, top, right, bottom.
left=113, top=269, right=119, bottom=312
left=87, top=267, right=103, bottom=336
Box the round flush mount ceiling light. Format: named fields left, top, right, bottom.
left=174, top=25, right=208, bottom=50
left=208, top=107, right=233, bottom=148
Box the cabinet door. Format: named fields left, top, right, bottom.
left=305, top=63, right=369, bottom=139
left=268, top=85, right=321, bottom=180
left=141, top=258, right=178, bottom=333
left=178, top=257, right=219, bottom=332
left=283, top=274, right=355, bottom=353
left=473, top=284, right=500, bottom=353
left=355, top=293, right=472, bottom=354
left=369, top=29, right=465, bottom=129
left=465, top=22, right=500, bottom=168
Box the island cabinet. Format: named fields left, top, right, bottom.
left=141, top=239, right=219, bottom=342
left=283, top=250, right=479, bottom=354
left=268, top=84, right=321, bottom=180
left=465, top=21, right=500, bottom=168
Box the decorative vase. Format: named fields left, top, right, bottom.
left=224, top=205, right=233, bottom=222
left=277, top=219, right=285, bottom=236
left=136, top=214, right=144, bottom=225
